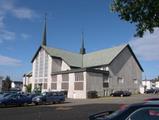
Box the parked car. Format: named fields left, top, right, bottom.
left=32, top=91, right=65, bottom=105
left=110, top=90, right=131, bottom=97
left=0, top=92, right=11, bottom=99
left=0, top=93, right=31, bottom=107
left=144, top=88, right=159, bottom=94
left=89, top=102, right=159, bottom=120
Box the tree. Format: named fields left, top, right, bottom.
left=111, top=0, right=159, bottom=37
left=2, top=76, right=12, bottom=91
left=24, top=84, right=32, bottom=93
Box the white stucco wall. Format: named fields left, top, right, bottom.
left=67, top=72, right=86, bottom=99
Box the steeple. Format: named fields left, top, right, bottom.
left=80, top=32, right=86, bottom=54
left=41, top=13, right=47, bottom=46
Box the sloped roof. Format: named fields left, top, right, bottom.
left=31, top=44, right=143, bottom=71
left=43, top=46, right=83, bottom=67
left=83, top=44, right=127, bottom=67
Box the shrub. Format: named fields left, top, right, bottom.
left=87, top=91, right=98, bottom=98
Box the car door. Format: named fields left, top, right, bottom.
left=9, top=94, right=18, bottom=105
left=125, top=107, right=159, bottom=120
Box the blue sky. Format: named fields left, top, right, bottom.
left=0, top=0, right=158, bottom=80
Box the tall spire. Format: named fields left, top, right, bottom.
left=41, top=13, right=47, bottom=46
left=80, top=32, right=86, bottom=54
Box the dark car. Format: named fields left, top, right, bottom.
left=110, top=90, right=131, bottom=97
left=89, top=102, right=159, bottom=120
left=144, top=88, right=159, bottom=94
left=0, top=92, right=11, bottom=99
left=0, top=93, right=31, bottom=107
left=32, top=91, right=65, bottom=105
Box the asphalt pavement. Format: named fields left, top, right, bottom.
left=0, top=94, right=158, bottom=120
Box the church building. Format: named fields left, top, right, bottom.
left=23, top=18, right=143, bottom=99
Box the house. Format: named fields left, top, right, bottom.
left=142, top=79, right=159, bottom=90
left=11, top=81, right=23, bottom=91
left=22, top=72, right=32, bottom=92
left=23, top=18, right=143, bottom=99
left=0, top=76, right=3, bottom=92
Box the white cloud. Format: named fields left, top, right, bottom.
left=0, top=0, right=36, bottom=20
left=21, top=33, right=30, bottom=39
left=0, top=54, right=22, bottom=66
left=12, top=8, right=35, bottom=20
left=130, top=28, right=159, bottom=61
left=0, top=30, right=15, bottom=41
left=0, top=0, right=36, bottom=43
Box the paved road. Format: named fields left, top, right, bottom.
left=0, top=103, right=119, bottom=120
left=0, top=94, right=158, bottom=120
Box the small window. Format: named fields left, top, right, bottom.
left=134, top=79, right=138, bottom=84
left=62, top=74, right=69, bottom=81
left=118, top=77, right=124, bottom=84
left=61, top=83, right=68, bottom=90
left=75, top=72, right=84, bottom=81
left=52, top=75, right=57, bottom=82
left=74, top=82, right=83, bottom=90
left=43, top=83, right=47, bottom=89
left=51, top=83, right=57, bottom=90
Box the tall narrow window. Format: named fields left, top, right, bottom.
left=103, top=74, right=109, bottom=88
left=51, top=75, right=57, bottom=90
left=39, top=49, right=44, bottom=77
left=44, top=53, right=48, bottom=77
left=74, top=72, right=84, bottom=90
left=62, top=74, right=69, bottom=90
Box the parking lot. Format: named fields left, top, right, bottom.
left=0, top=94, right=158, bottom=120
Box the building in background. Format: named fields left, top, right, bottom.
left=22, top=72, right=32, bottom=92
left=0, top=76, right=3, bottom=92
left=23, top=18, right=143, bottom=99
left=11, top=81, right=23, bottom=91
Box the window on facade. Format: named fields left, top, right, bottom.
left=61, top=83, right=68, bottom=90
left=43, top=83, right=47, bottom=89
left=103, top=74, right=109, bottom=88
left=134, top=79, right=138, bottom=84
left=39, top=79, right=43, bottom=83
left=44, top=79, right=47, bottom=83
left=75, top=72, right=84, bottom=81
left=117, top=77, right=124, bottom=84
left=62, top=74, right=69, bottom=81
left=39, top=50, right=44, bottom=77
left=51, top=83, right=57, bottom=90
left=44, top=53, right=48, bottom=77
left=35, top=58, right=39, bottom=77
left=74, top=82, right=83, bottom=90
left=52, top=75, right=57, bottom=82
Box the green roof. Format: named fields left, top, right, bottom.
left=31, top=44, right=143, bottom=71
left=43, top=46, right=83, bottom=67
left=83, top=44, right=127, bottom=67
